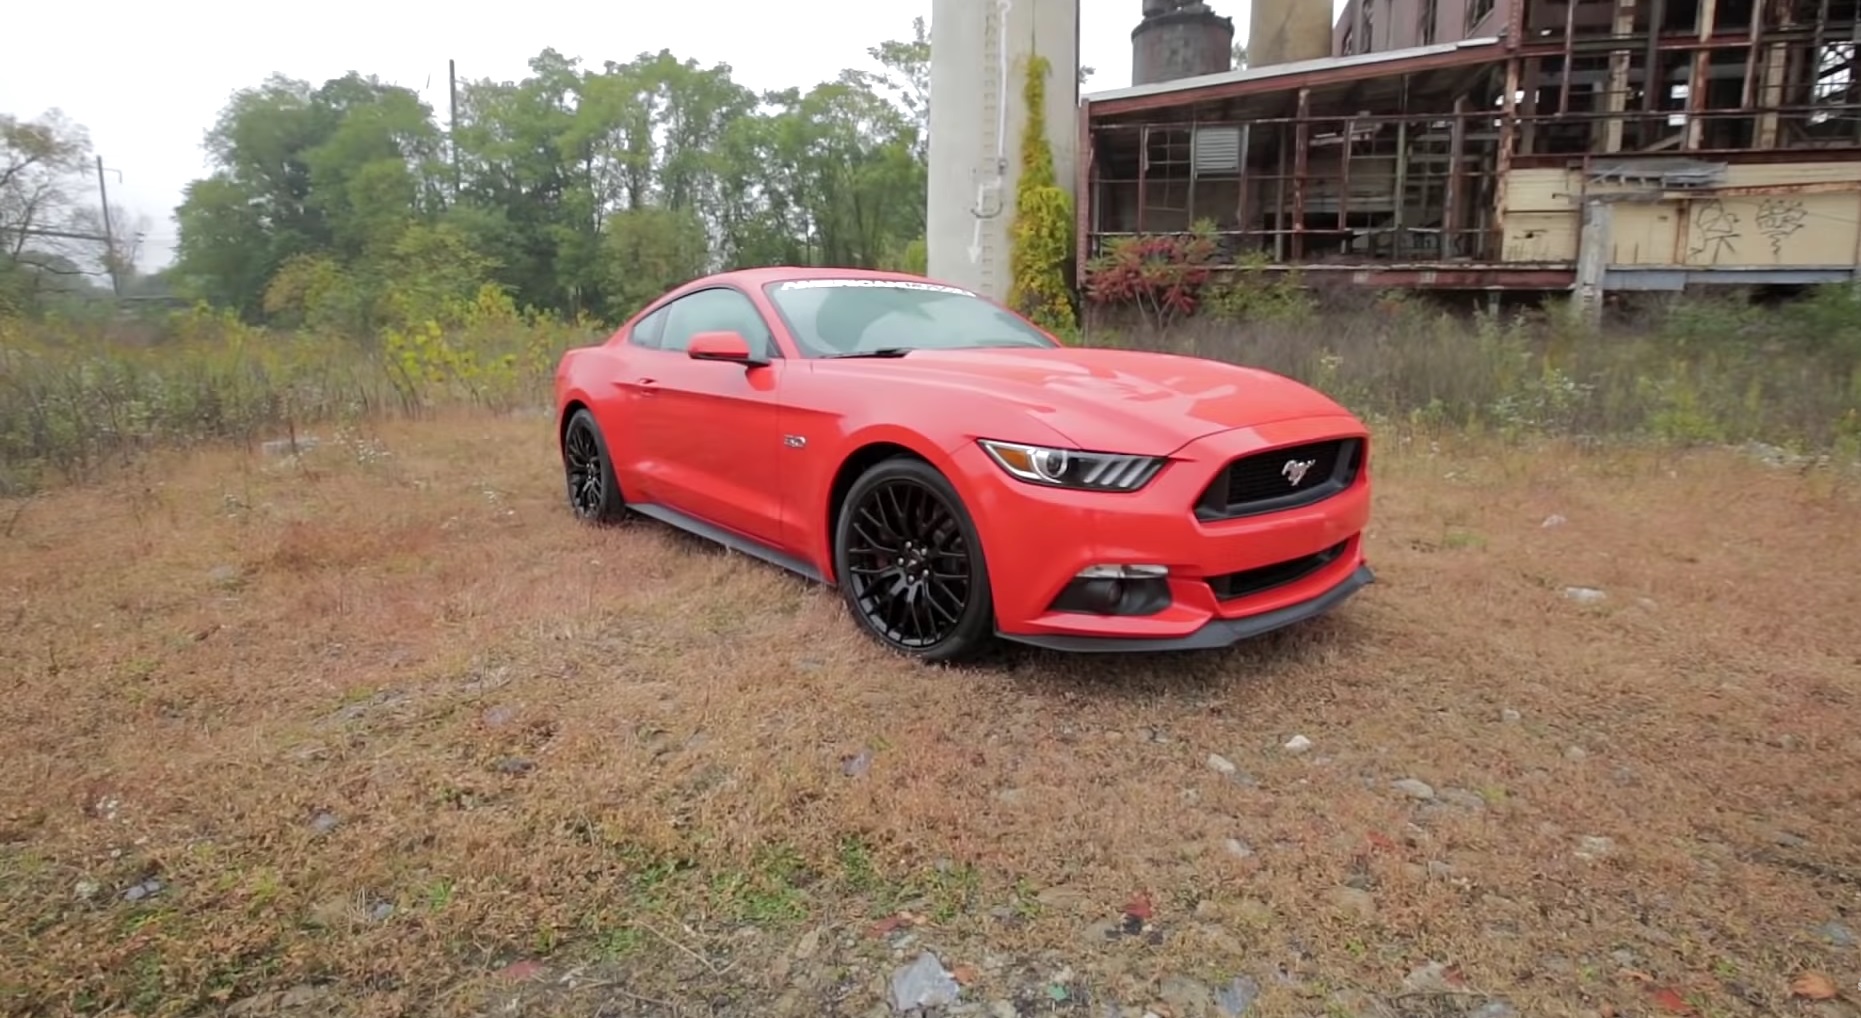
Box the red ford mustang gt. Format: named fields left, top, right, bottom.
left=553, top=266, right=1374, bottom=662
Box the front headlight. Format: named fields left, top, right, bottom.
left=977, top=439, right=1167, bottom=492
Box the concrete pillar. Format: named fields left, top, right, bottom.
left=1576, top=198, right=1611, bottom=326
left=927, top=0, right=1079, bottom=301
left=1248, top=0, right=1333, bottom=67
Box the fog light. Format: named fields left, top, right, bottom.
left=1076, top=564, right=1169, bottom=579
left=1049, top=565, right=1172, bottom=616
left=1079, top=578, right=1124, bottom=612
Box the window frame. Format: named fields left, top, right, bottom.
left=625, top=303, right=671, bottom=349
left=640, top=285, right=782, bottom=359
left=758, top=278, right=1060, bottom=359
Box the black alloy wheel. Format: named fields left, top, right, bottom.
left=834, top=457, right=995, bottom=662
left=562, top=408, right=626, bottom=524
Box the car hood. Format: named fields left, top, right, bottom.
left=812, top=346, right=1355, bottom=455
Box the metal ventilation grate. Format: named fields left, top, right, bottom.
left=1193, top=125, right=1242, bottom=173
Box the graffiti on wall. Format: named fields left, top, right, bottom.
left=1754, top=198, right=1808, bottom=255
left=1687, top=200, right=1740, bottom=263
left=1684, top=195, right=1821, bottom=263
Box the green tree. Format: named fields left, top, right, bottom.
left=601, top=206, right=710, bottom=319
left=1008, top=55, right=1078, bottom=338
left=160, top=18, right=996, bottom=333
left=1, top=110, right=109, bottom=312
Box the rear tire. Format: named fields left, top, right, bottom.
left=833, top=457, right=996, bottom=663
left=561, top=408, right=628, bottom=525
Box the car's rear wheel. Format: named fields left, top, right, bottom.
left=833, top=457, right=995, bottom=663
left=562, top=408, right=627, bottom=524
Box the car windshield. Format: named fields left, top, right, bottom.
left=763, top=278, right=1059, bottom=357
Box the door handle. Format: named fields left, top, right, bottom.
left=635, top=377, right=658, bottom=394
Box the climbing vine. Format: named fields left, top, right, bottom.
left=1008, top=53, right=1080, bottom=341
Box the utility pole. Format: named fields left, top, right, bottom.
left=94, top=156, right=121, bottom=297
left=448, top=59, right=461, bottom=200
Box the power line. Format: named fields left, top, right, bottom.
left=11, top=227, right=110, bottom=243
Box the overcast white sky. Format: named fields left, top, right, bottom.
left=3, top=0, right=1347, bottom=272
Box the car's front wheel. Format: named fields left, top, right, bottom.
left=833, top=456, right=996, bottom=663
left=561, top=408, right=627, bottom=524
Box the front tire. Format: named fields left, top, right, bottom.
left=833, top=457, right=996, bottom=663
left=561, top=408, right=627, bottom=525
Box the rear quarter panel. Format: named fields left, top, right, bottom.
left=553, top=343, right=636, bottom=462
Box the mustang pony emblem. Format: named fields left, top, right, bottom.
left=1282, top=458, right=1318, bottom=486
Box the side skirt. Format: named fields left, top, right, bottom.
left=627, top=502, right=830, bottom=586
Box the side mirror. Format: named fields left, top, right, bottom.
left=687, top=330, right=766, bottom=366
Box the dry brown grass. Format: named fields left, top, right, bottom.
left=2, top=413, right=1859, bottom=1018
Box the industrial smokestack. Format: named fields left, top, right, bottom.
left=1131, top=0, right=1235, bottom=86
left=1247, top=0, right=1332, bottom=68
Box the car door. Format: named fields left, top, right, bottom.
left=631, top=285, right=790, bottom=547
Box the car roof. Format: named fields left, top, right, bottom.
left=683, top=265, right=972, bottom=291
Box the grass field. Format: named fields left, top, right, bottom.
left=2, top=410, right=1859, bottom=1018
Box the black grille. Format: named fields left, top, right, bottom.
left=1196, top=438, right=1361, bottom=521
left=1206, top=541, right=1349, bottom=601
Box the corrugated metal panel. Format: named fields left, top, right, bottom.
left=1193, top=126, right=1242, bottom=173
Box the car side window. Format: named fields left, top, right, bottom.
left=626, top=305, right=669, bottom=349
left=659, top=287, right=776, bottom=358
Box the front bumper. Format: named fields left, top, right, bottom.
left=999, top=562, right=1375, bottom=652
left=953, top=413, right=1375, bottom=652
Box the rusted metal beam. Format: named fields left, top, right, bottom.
left=1100, top=100, right=1861, bottom=141
left=1319, top=266, right=1576, bottom=288
left=1812, top=0, right=1831, bottom=97
left=1274, top=126, right=1288, bottom=261
left=1558, top=0, right=1579, bottom=116
left=1521, top=58, right=1541, bottom=154
left=1447, top=97, right=1467, bottom=258
left=1292, top=88, right=1310, bottom=262
left=1685, top=0, right=1717, bottom=148
left=1644, top=0, right=1667, bottom=112
left=1235, top=123, right=1251, bottom=250
left=1187, top=112, right=1198, bottom=224
left=1605, top=0, right=1636, bottom=151
left=1853, top=10, right=1861, bottom=148
left=1757, top=0, right=1791, bottom=147
left=1075, top=107, right=1092, bottom=286
left=1088, top=44, right=1510, bottom=116
left=1740, top=0, right=1764, bottom=110
left=1583, top=181, right=1861, bottom=207
left=1515, top=25, right=1827, bottom=60
left=1074, top=243, right=1578, bottom=288
left=1136, top=125, right=1149, bottom=234
left=1511, top=145, right=1861, bottom=167
left=1662, top=180, right=1861, bottom=197
left=1496, top=56, right=1520, bottom=262
left=1393, top=117, right=1409, bottom=260
left=1338, top=115, right=1352, bottom=236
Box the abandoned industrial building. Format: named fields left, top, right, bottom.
left=1077, top=0, right=1861, bottom=302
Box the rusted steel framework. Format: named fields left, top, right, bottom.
left=1078, top=0, right=1861, bottom=289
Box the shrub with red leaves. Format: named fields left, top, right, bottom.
left=1081, top=223, right=1220, bottom=333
